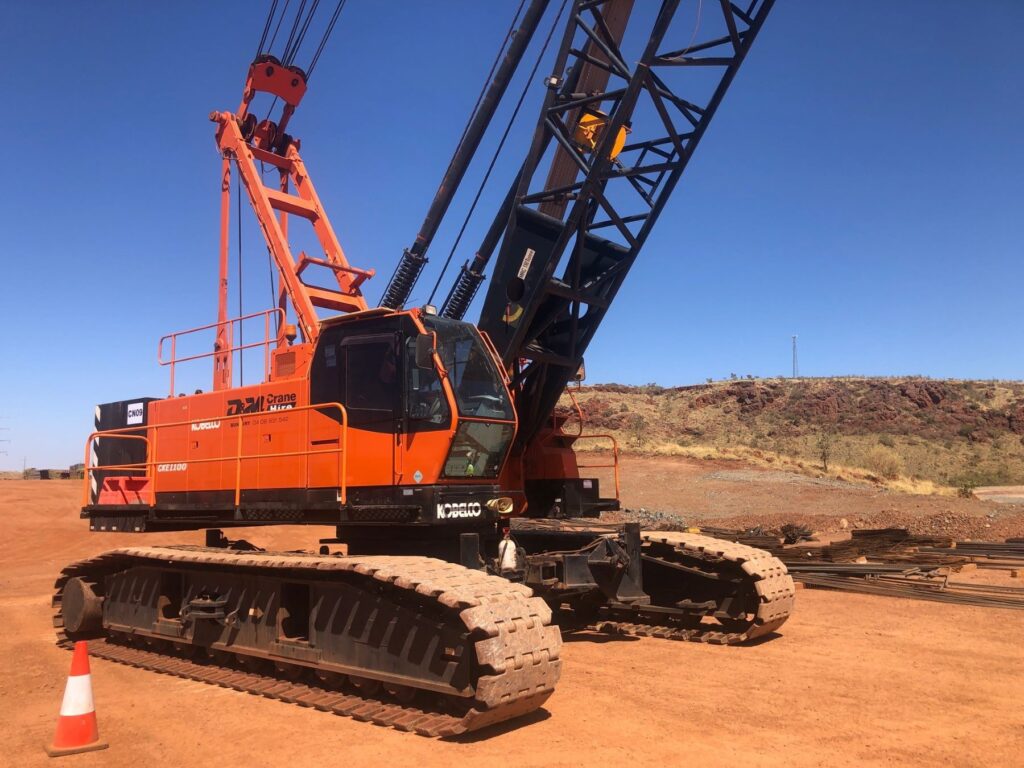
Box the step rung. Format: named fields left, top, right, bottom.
left=265, top=187, right=318, bottom=219
left=304, top=285, right=364, bottom=312
left=250, top=146, right=292, bottom=171
left=297, top=254, right=375, bottom=282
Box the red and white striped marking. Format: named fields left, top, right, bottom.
left=89, top=406, right=100, bottom=503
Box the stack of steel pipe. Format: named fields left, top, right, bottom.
left=793, top=572, right=1024, bottom=610
left=921, top=540, right=1024, bottom=569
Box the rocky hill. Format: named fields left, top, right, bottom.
left=561, top=378, right=1024, bottom=490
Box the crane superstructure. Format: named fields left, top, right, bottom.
left=54, top=0, right=794, bottom=737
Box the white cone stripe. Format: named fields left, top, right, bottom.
left=59, top=673, right=96, bottom=717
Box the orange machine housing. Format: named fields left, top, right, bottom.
left=82, top=53, right=592, bottom=539
left=86, top=308, right=520, bottom=537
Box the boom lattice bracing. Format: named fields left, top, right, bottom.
left=442, top=0, right=774, bottom=448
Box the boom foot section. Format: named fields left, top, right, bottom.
left=52, top=547, right=561, bottom=737
left=593, top=531, right=796, bottom=644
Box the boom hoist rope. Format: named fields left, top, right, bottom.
left=254, top=0, right=348, bottom=78
left=281, top=0, right=316, bottom=66
left=428, top=0, right=569, bottom=309
left=385, top=0, right=530, bottom=311
left=251, top=0, right=346, bottom=339
left=253, top=0, right=348, bottom=121
left=379, top=0, right=552, bottom=310
left=442, top=0, right=528, bottom=207
left=306, top=0, right=347, bottom=77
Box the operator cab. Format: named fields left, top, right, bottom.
left=309, top=307, right=516, bottom=487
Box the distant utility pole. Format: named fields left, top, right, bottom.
left=791, top=335, right=799, bottom=378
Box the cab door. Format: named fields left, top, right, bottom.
left=336, top=333, right=400, bottom=487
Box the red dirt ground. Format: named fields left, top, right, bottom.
left=611, top=454, right=1024, bottom=539
left=1, top=465, right=1022, bottom=767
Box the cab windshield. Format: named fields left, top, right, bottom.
left=422, top=316, right=513, bottom=421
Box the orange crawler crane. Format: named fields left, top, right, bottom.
left=56, top=0, right=793, bottom=737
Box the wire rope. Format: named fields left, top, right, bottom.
left=427, top=0, right=568, bottom=305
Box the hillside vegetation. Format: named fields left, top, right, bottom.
left=562, top=377, right=1024, bottom=494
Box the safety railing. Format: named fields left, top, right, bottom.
left=549, top=387, right=621, bottom=500
left=573, top=433, right=621, bottom=501
left=157, top=308, right=284, bottom=396
left=83, top=433, right=152, bottom=501
left=562, top=386, right=586, bottom=438
left=83, top=402, right=348, bottom=508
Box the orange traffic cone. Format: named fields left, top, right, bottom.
left=45, top=641, right=109, bottom=757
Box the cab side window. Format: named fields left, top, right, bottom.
left=405, top=337, right=451, bottom=431
left=344, top=338, right=399, bottom=428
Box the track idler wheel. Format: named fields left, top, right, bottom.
left=62, top=577, right=104, bottom=636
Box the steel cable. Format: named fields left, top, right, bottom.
left=266, top=0, right=292, bottom=54
left=427, top=0, right=568, bottom=305
left=256, top=0, right=280, bottom=56
left=281, top=0, right=308, bottom=66
left=284, top=0, right=321, bottom=66
left=306, top=0, right=348, bottom=78
left=432, top=0, right=527, bottom=202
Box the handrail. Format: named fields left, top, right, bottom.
left=564, top=386, right=585, bottom=438
left=157, top=308, right=284, bottom=396
left=83, top=402, right=348, bottom=508
left=81, top=433, right=151, bottom=506
left=539, top=387, right=620, bottom=500
left=573, top=433, right=621, bottom=501
left=545, top=386, right=586, bottom=438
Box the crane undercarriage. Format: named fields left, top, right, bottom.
left=54, top=521, right=793, bottom=736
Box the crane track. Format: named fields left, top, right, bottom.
left=52, top=546, right=561, bottom=738
left=57, top=635, right=480, bottom=736
left=592, top=531, right=796, bottom=644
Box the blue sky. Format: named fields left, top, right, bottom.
left=1, top=1, right=1022, bottom=469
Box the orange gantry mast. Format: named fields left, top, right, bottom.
left=209, top=55, right=374, bottom=390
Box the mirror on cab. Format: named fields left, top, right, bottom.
left=574, top=360, right=586, bottom=382
left=415, top=332, right=435, bottom=370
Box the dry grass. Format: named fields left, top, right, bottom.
left=862, top=445, right=904, bottom=479
left=577, top=439, right=951, bottom=496
left=563, top=377, right=1024, bottom=497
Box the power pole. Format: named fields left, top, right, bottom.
left=791, top=335, right=799, bottom=378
